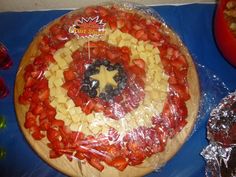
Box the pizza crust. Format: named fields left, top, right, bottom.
left=14, top=6, right=200, bottom=177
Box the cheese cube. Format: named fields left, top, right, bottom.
left=70, top=123, right=80, bottom=131
left=66, top=100, right=75, bottom=109
left=54, top=78, right=63, bottom=87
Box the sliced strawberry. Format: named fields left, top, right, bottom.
left=49, top=149, right=62, bottom=158
left=82, top=100, right=95, bottom=115
left=117, top=19, right=125, bottom=28
left=32, top=104, right=44, bottom=115
left=64, top=70, right=76, bottom=81
left=135, top=29, right=145, bottom=39
left=25, top=77, right=36, bottom=88
left=38, top=89, right=49, bottom=101
left=75, top=151, right=85, bottom=160
left=47, top=128, right=60, bottom=142
left=109, top=21, right=117, bottom=30
left=49, top=24, right=61, bottom=35
left=51, top=119, right=64, bottom=128
left=133, top=59, right=146, bottom=70
left=24, top=112, right=37, bottom=128
left=107, top=50, right=119, bottom=61
left=110, top=156, right=128, bottom=171
left=171, top=55, right=188, bottom=70
left=30, top=125, right=45, bottom=140
left=97, top=6, right=109, bottom=17
left=84, top=7, right=97, bottom=16
left=39, top=119, right=50, bottom=131
left=88, top=158, right=104, bottom=171
left=169, top=84, right=190, bottom=101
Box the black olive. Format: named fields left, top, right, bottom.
left=81, top=85, right=90, bottom=92
left=94, top=60, right=101, bottom=66
left=119, top=82, right=126, bottom=90
left=84, top=71, right=91, bottom=78
left=90, top=80, right=99, bottom=89
left=91, top=68, right=99, bottom=74
left=88, top=89, right=97, bottom=98
left=113, top=88, right=120, bottom=95
left=103, top=60, right=110, bottom=66
left=107, top=65, right=115, bottom=71
left=105, top=84, right=113, bottom=93
left=87, top=65, right=95, bottom=71
left=99, top=92, right=106, bottom=100
left=83, top=78, right=90, bottom=84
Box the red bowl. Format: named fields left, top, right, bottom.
left=214, top=0, right=236, bottom=67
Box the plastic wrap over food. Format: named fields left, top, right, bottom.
left=14, top=2, right=200, bottom=177
left=201, top=91, right=236, bottom=177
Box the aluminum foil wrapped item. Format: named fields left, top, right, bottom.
left=201, top=91, right=236, bottom=177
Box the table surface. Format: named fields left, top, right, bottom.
left=0, top=3, right=235, bottom=177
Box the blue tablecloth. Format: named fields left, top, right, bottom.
left=0, top=3, right=235, bottom=177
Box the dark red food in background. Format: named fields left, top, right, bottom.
left=202, top=91, right=236, bottom=177
left=214, top=0, right=236, bottom=67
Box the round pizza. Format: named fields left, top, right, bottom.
left=14, top=3, right=200, bottom=177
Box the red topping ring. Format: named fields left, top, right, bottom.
left=63, top=41, right=146, bottom=119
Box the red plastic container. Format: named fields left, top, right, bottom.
left=214, top=0, right=236, bottom=67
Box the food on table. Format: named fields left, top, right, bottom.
left=224, top=0, right=236, bottom=37
left=14, top=3, right=200, bottom=177
left=201, top=91, right=236, bottom=177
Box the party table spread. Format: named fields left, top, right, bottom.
left=0, top=3, right=236, bottom=177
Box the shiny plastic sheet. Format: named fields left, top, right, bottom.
left=14, top=2, right=200, bottom=176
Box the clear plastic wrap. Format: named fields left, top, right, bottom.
left=14, top=2, right=200, bottom=177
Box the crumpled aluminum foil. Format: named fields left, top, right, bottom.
left=201, top=91, right=236, bottom=177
